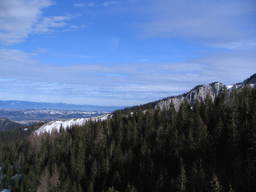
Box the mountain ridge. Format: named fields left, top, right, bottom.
left=120, top=73, right=256, bottom=112
left=0, top=118, right=22, bottom=131
left=0, top=100, right=123, bottom=112
left=154, top=73, right=256, bottom=111
left=33, top=73, right=256, bottom=135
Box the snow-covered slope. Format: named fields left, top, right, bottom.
left=228, top=73, right=256, bottom=90
left=35, top=73, right=256, bottom=134
left=35, top=114, right=110, bottom=135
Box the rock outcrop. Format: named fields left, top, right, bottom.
left=154, top=73, right=256, bottom=111
left=155, top=82, right=226, bottom=111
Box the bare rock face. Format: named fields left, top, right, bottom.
left=154, top=73, right=256, bottom=111
left=155, top=82, right=226, bottom=111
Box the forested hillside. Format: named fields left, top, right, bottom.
left=0, top=87, right=256, bottom=192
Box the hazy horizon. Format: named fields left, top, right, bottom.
left=0, top=0, right=255, bottom=106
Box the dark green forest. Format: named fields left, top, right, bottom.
left=0, top=87, right=256, bottom=192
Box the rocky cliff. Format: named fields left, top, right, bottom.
left=154, top=73, right=256, bottom=111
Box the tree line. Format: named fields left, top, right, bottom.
left=0, top=87, right=256, bottom=192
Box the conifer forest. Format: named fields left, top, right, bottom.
left=0, top=87, right=255, bottom=192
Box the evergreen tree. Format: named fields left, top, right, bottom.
left=177, top=158, right=187, bottom=192
left=209, top=174, right=222, bottom=192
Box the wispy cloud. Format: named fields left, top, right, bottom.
left=73, top=3, right=87, bottom=7
left=142, top=0, right=256, bottom=49
left=0, top=0, right=82, bottom=45
left=0, top=48, right=255, bottom=105
left=101, top=1, right=120, bottom=7
left=0, top=0, right=52, bottom=44
left=210, top=41, right=256, bottom=50
left=74, top=1, right=120, bottom=8
left=0, top=0, right=255, bottom=105
left=32, top=15, right=73, bottom=33
left=62, top=24, right=87, bottom=32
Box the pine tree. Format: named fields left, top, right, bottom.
left=37, top=168, right=50, bottom=192
left=209, top=174, right=222, bottom=192
left=126, top=184, right=137, bottom=192
left=177, top=158, right=187, bottom=192
left=105, top=186, right=119, bottom=192
left=87, top=182, right=94, bottom=192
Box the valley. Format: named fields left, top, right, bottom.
left=0, top=74, right=255, bottom=192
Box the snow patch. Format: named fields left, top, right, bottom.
left=1, top=189, right=11, bottom=192
left=35, top=114, right=111, bottom=135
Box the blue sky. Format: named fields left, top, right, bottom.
left=0, top=0, right=255, bottom=106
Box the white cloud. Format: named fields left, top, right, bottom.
left=0, top=48, right=255, bottom=105
left=74, top=3, right=86, bottom=7
left=62, top=24, right=87, bottom=32
left=0, top=0, right=52, bottom=44
left=211, top=41, right=256, bottom=50
left=74, top=1, right=119, bottom=8
left=33, top=15, right=73, bottom=33
left=0, top=0, right=82, bottom=45
left=142, top=0, right=256, bottom=48
left=101, top=1, right=119, bottom=7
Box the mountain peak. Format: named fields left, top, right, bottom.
left=153, top=74, right=256, bottom=111
left=243, top=73, right=256, bottom=85
left=155, top=81, right=226, bottom=111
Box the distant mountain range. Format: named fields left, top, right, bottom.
left=1, top=73, right=255, bottom=133
left=35, top=73, right=256, bottom=135
left=0, top=101, right=122, bottom=129
left=0, top=118, right=22, bottom=131
left=0, top=100, right=123, bottom=112
left=0, top=109, right=107, bottom=124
